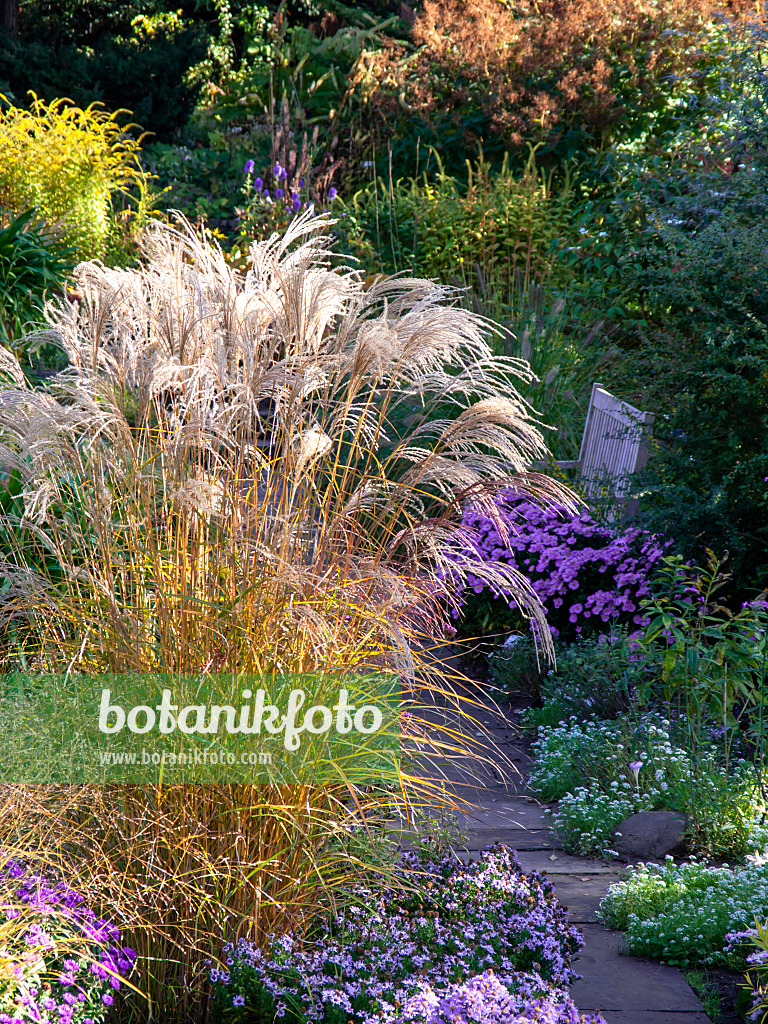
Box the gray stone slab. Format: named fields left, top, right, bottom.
left=434, top=782, right=527, bottom=805
left=448, top=797, right=552, bottom=830
left=598, top=1014, right=711, bottom=1024
left=570, top=925, right=705, bottom=1012
left=460, top=830, right=556, bottom=852
left=548, top=874, right=620, bottom=922
left=395, top=827, right=557, bottom=855
left=396, top=798, right=559, bottom=853
left=515, top=850, right=617, bottom=874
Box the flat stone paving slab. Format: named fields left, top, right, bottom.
left=516, top=850, right=618, bottom=874
left=571, top=925, right=704, bottom=1013
left=407, top=691, right=711, bottom=1024
left=451, top=797, right=551, bottom=828
left=598, top=1014, right=711, bottom=1024
left=411, top=754, right=524, bottom=790
left=548, top=874, right=620, bottom=923
left=398, top=797, right=558, bottom=852
left=460, top=828, right=556, bottom=851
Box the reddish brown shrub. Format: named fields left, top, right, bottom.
left=351, top=0, right=761, bottom=153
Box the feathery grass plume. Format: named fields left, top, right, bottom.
left=0, top=213, right=575, bottom=1020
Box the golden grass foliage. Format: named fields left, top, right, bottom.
left=0, top=94, right=150, bottom=258
left=0, top=213, right=572, bottom=1020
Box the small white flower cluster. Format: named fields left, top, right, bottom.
left=599, top=857, right=768, bottom=970
left=554, top=785, right=655, bottom=858
left=528, top=714, right=692, bottom=801
left=528, top=713, right=766, bottom=858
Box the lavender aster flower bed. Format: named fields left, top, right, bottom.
left=210, top=844, right=604, bottom=1023
left=447, top=493, right=667, bottom=641
left=0, top=859, right=136, bottom=1023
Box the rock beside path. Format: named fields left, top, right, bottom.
left=612, top=810, right=688, bottom=862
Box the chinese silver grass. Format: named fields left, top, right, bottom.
left=1, top=212, right=574, bottom=670
left=0, top=213, right=579, bottom=1020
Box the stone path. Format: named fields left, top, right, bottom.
left=400, top=692, right=710, bottom=1024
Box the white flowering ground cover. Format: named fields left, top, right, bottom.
left=527, top=714, right=766, bottom=858
left=599, top=856, right=768, bottom=971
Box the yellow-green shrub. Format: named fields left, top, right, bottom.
left=0, top=93, right=150, bottom=258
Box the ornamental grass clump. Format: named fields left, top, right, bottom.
left=210, top=844, right=605, bottom=1023
left=0, top=213, right=570, bottom=1021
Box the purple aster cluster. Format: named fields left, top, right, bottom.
left=446, top=492, right=668, bottom=641
left=376, top=971, right=604, bottom=1024
left=210, top=844, right=605, bottom=1023
left=0, top=859, right=136, bottom=1023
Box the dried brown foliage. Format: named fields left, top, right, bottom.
left=354, top=0, right=760, bottom=148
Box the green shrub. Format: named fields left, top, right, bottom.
left=0, top=2, right=208, bottom=143
left=495, top=630, right=639, bottom=721
left=627, top=180, right=768, bottom=593
left=0, top=207, right=74, bottom=349
left=354, top=0, right=753, bottom=179
left=629, top=555, right=768, bottom=751
left=574, top=22, right=768, bottom=596
left=338, top=149, right=574, bottom=294
left=145, top=139, right=260, bottom=226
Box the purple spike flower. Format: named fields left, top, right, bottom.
left=253, top=177, right=263, bottom=193
left=244, top=159, right=255, bottom=174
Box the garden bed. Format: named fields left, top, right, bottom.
left=210, top=844, right=605, bottom=1024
